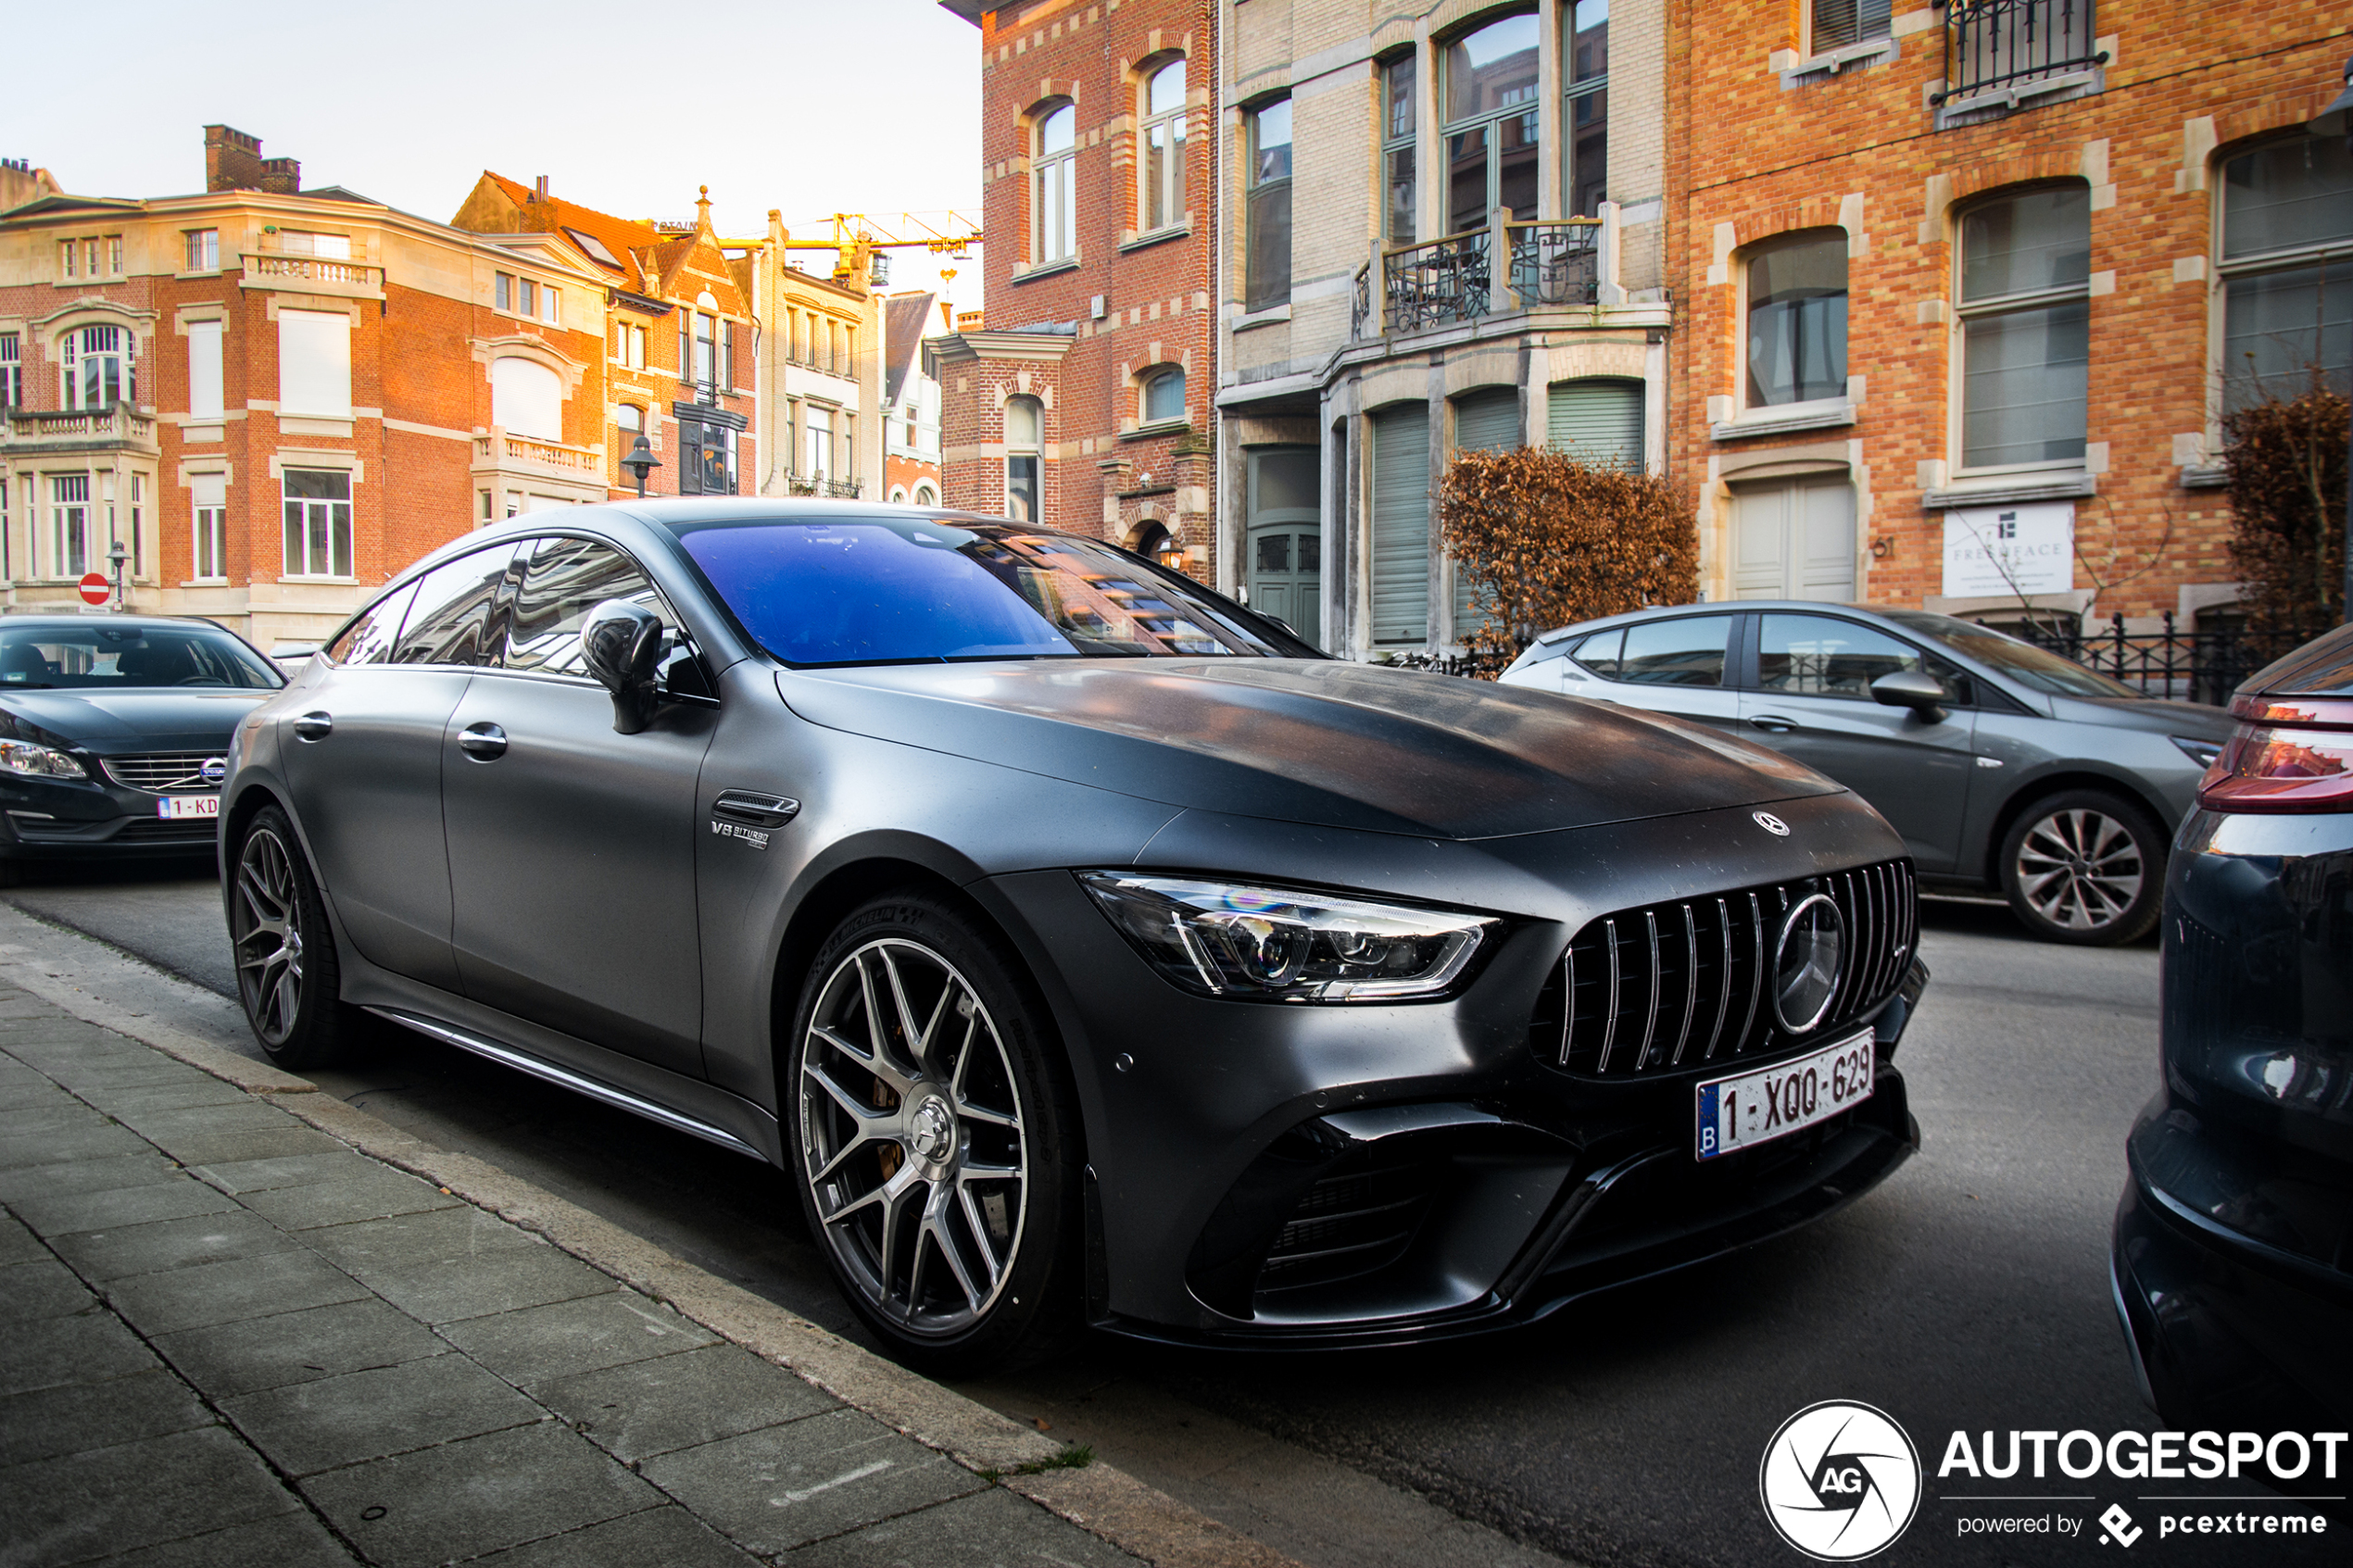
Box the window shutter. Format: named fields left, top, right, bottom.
left=1370, top=403, right=1430, bottom=646
left=1452, top=389, right=1519, bottom=637
left=1546, top=379, right=1644, bottom=470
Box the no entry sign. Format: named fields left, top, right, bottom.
left=78, top=572, right=111, bottom=607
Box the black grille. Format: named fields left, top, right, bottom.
left=1255, top=1145, right=1443, bottom=1296
left=1534, top=859, right=1916, bottom=1078
left=100, top=754, right=223, bottom=794
left=113, top=817, right=217, bottom=843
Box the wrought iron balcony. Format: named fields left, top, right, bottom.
left=1354, top=217, right=1604, bottom=339
left=1384, top=230, right=1492, bottom=334
left=1936, top=0, right=2105, bottom=119
left=1508, top=222, right=1600, bottom=308
left=786, top=471, right=862, bottom=499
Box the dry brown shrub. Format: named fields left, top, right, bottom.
left=2223, top=380, right=2347, bottom=632
left=1440, top=445, right=1699, bottom=668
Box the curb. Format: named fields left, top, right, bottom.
left=0, top=954, right=1302, bottom=1568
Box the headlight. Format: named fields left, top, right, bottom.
left=2171, top=735, right=2223, bottom=770
left=1078, top=872, right=1500, bottom=1002
left=0, top=739, right=87, bottom=780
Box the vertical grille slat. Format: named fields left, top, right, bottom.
left=1542, top=858, right=1916, bottom=1079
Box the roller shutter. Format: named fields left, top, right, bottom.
left=1371, top=404, right=1430, bottom=647
left=1545, top=379, right=1644, bottom=470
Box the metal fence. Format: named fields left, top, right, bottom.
left=1941, top=0, right=2103, bottom=106
left=2012, top=613, right=2316, bottom=706
left=1381, top=647, right=1515, bottom=680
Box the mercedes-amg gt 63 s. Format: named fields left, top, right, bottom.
left=222, top=501, right=1931, bottom=1370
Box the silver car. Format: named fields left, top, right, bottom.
left=1499, top=602, right=2237, bottom=945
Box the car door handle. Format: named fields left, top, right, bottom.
left=712, top=789, right=800, bottom=829
left=458, top=722, right=508, bottom=760
left=1747, top=715, right=1799, bottom=734
left=293, top=711, right=333, bottom=742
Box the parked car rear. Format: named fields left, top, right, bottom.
left=2111, top=620, right=2353, bottom=1436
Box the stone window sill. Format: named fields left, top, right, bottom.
left=1921, top=470, right=2096, bottom=509
left=1120, top=221, right=1191, bottom=254
left=1712, top=402, right=1855, bottom=442
left=2178, top=463, right=2229, bottom=491
left=1231, top=302, right=1292, bottom=331
left=1780, top=35, right=1897, bottom=89
left=1013, top=256, right=1081, bottom=284
left=1120, top=418, right=1191, bottom=442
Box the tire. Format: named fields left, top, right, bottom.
left=1998, top=789, right=2166, bottom=947
left=785, top=892, right=1082, bottom=1375
left=227, top=807, right=358, bottom=1070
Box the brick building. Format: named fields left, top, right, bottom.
left=0, top=127, right=610, bottom=648
left=1668, top=2, right=2352, bottom=630
left=1217, top=0, right=1671, bottom=655
left=883, top=291, right=944, bottom=505
left=935, top=0, right=1219, bottom=578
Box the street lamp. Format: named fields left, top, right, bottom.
left=107, top=538, right=128, bottom=610
left=2311, top=55, right=2353, bottom=623
left=620, top=433, right=662, bottom=499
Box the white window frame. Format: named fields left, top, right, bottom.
left=1142, top=368, right=1186, bottom=424
left=50, top=474, right=91, bottom=580
left=1033, top=103, right=1077, bottom=266
left=1951, top=184, right=2093, bottom=477
left=2211, top=131, right=2353, bottom=419
left=1139, top=58, right=1188, bottom=235
left=281, top=468, right=353, bottom=580
left=1004, top=395, right=1042, bottom=520
left=184, top=229, right=220, bottom=272
left=192, top=473, right=229, bottom=583
left=0, top=332, right=20, bottom=410
left=60, top=324, right=133, bottom=412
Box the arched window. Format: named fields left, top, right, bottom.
left=888, top=486, right=908, bottom=505
left=1140, top=58, right=1187, bottom=232
left=1745, top=231, right=1848, bottom=410
left=1035, top=104, right=1076, bottom=265
left=1442, top=11, right=1541, bottom=234
left=1142, top=368, right=1185, bottom=423
left=914, top=483, right=938, bottom=508
left=1005, top=395, right=1042, bottom=521
left=60, top=324, right=134, bottom=411
left=491, top=357, right=563, bottom=441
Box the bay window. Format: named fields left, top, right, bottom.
left=1442, top=13, right=1541, bottom=236
left=1035, top=104, right=1076, bottom=266
left=1245, top=99, right=1293, bottom=311
left=1565, top=1, right=1609, bottom=217
left=1745, top=232, right=1849, bottom=409
left=2218, top=131, right=2353, bottom=412
left=1957, top=185, right=2091, bottom=470
left=1141, top=58, right=1188, bottom=232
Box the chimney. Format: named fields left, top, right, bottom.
left=260, top=156, right=301, bottom=195
left=203, top=125, right=268, bottom=192
left=535, top=175, right=549, bottom=201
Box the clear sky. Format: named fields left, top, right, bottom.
left=6, top=0, right=984, bottom=327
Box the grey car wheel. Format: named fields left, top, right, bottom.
left=229, top=806, right=356, bottom=1068
left=788, top=895, right=1078, bottom=1372
left=1998, top=790, right=2163, bottom=947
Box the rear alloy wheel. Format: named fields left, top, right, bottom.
left=1998, top=790, right=2164, bottom=947
left=787, top=895, right=1078, bottom=1374
left=229, top=807, right=356, bottom=1069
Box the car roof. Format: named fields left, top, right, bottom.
left=1530, top=600, right=1894, bottom=646
left=0, top=613, right=241, bottom=633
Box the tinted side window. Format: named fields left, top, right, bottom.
left=1618, top=617, right=1733, bottom=687
left=1574, top=628, right=1623, bottom=679
left=501, top=535, right=679, bottom=676
left=1760, top=614, right=1963, bottom=701
left=393, top=546, right=516, bottom=666
left=326, top=581, right=419, bottom=666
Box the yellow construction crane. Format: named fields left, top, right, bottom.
left=762, top=212, right=983, bottom=286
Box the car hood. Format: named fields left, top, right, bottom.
left=2051, top=694, right=2239, bottom=741
left=0, top=689, right=271, bottom=755
left=781, top=659, right=1843, bottom=839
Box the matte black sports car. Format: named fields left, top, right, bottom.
left=0, top=614, right=283, bottom=883
left=2113, top=621, right=2353, bottom=1435
left=221, top=501, right=1930, bottom=1369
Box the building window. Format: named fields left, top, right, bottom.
left=1957, top=184, right=2091, bottom=470
left=490, top=357, right=563, bottom=440
left=277, top=308, right=352, bottom=418
left=279, top=232, right=351, bottom=260
left=1565, top=0, right=1609, bottom=217
left=495, top=272, right=512, bottom=311
left=1004, top=395, right=1041, bottom=521
left=541, top=285, right=559, bottom=326
left=519, top=278, right=538, bottom=319
left=2218, top=131, right=2353, bottom=412
left=615, top=322, right=647, bottom=369
left=1745, top=232, right=1849, bottom=409
left=1811, top=0, right=1894, bottom=54
left=283, top=469, right=352, bottom=578
left=1382, top=55, right=1417, bottom=245
left=0, top=333, right=19, bottom=409
left=616, top=403, right=643, bottom=452
left=61, top=325, right=133, bottom=411
left=914, top=483, right=938, bottom=507
left=723, top=320, right=738, bottom=389
left=1035, top=103, right=1077, bottom=265
left=690, top=313, right=717, bottom=395
left=51, top=475, right=91, bottom=579
left=185, top=230, right=220, bottom=272
left=1143, top=368, right=1185, bottom=423
left=107, top=236, right=123, bottom=275
left=679, top=420, right=736, bottom=495
left=193, top=474, right=228, bottom=583
left=187, top=320, right=224, bottom=420
left=1442, top=12, right=1541, bottom=235
left=1141, top=57, right=1188, bottom=232
left=1246, top=99, right=1293, bottom=311
left=59, top=240, right=75, bottom=279
left=130, top=472, right=145, bottom=580
left=805, top=405, right=833, bottom=488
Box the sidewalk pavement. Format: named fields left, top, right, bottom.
left=0, top=975, right=1301, bottom=1568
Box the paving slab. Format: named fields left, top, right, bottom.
left=236, top=1164, right=462, bottom=1231
left=436, top=1285, right=721, bottom=1388
left=348, top=1241, right=615, bottom=1325
left=0, top=1304, right=163, bottom=1397
left=640, top=1407, right=984, bottom=1558
left=6, top=1174, right=240, bottom=1236
left=74, top=1077, right=256, bottom=1114
left=0, top=1113, right=154, bottom=1169
left=48, top=1207, right=299, bottom=1282
left=536, top=1343, right=837, bottom=1463
left=462, top=1504, right=759, bottom=1568
left=782, top=1484, right=1149, bottom=1567
left=0, top=1151, right=183, bottom=1204
left=91, top=1510, right=359, bottom=1568
left=153, top=1124, right=349, bottom=1168
left=102, top=1245, right=371, bottom=1336
left=220, top=1352, right=548, bottom=1477
left=0, top=1253, right=101, bottom=1320
left=0, top=1365, right=214, bottom=1467
left=0, top=1424, right=304, bottom=1566
left=304, top=1199, right=552, bottom=1272
left=0, top=1209, right=44, bottom=1265
left=187, top=1149, right=371, bottom=1194
left=298, top=1420, right=661, bottom=1568
left=152, top=1297, right=449, bottom=1399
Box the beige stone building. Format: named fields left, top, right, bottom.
left=1215, top=0, right=1669, bottom=657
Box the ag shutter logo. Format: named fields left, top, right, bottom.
left=1760, top=1400, right=1922, bottom=1561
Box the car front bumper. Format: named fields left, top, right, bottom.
left=0, top=773, right=218, bottom=861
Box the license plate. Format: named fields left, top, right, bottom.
left=157, top=795, right=220, bottom=821
left=1695, top=1030, right=1873, bottom=1160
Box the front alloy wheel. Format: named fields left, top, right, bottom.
left=1999, top=791, right=2163, bottom=947
left=229, top=806, right=354, bottom=1068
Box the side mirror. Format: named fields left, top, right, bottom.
left=1870, top=670, right=1949, bottom=722
left=581, top=600, right=664, bottom=734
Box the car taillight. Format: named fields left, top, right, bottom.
left=2196, top=695, right=2353, bottom=812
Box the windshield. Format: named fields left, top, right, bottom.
left=1880, top=609, right=2139, bottom=699
left=0, top=623, right=283, bottom=690
left=673, top=519, right=1311, bottom=666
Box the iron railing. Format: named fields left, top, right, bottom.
left=1939, top=0, right=2104, bottom=108
left=1383, top=647, right=1514, bottom=680
left=2013, top=612, right=2316, bottom=706
left=1383, top=230, right=1492, bottom=333
left=1508, top=222, right=1601, bottom=307
left=1351, top=263, right=1372, bottom=339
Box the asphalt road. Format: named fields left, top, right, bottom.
left=4, top=856, right=2334, bottom=1568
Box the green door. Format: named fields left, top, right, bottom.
left=1246, top=446, right=1322, bottom=648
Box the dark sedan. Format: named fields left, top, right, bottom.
left=1499, top=602, right=2237, bottom=945
left=223, top=502, right=1929, bottom=1370
left=2113, top=621, right=2353, bottom=1437
left=0, top=615, right=284, bottom=884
